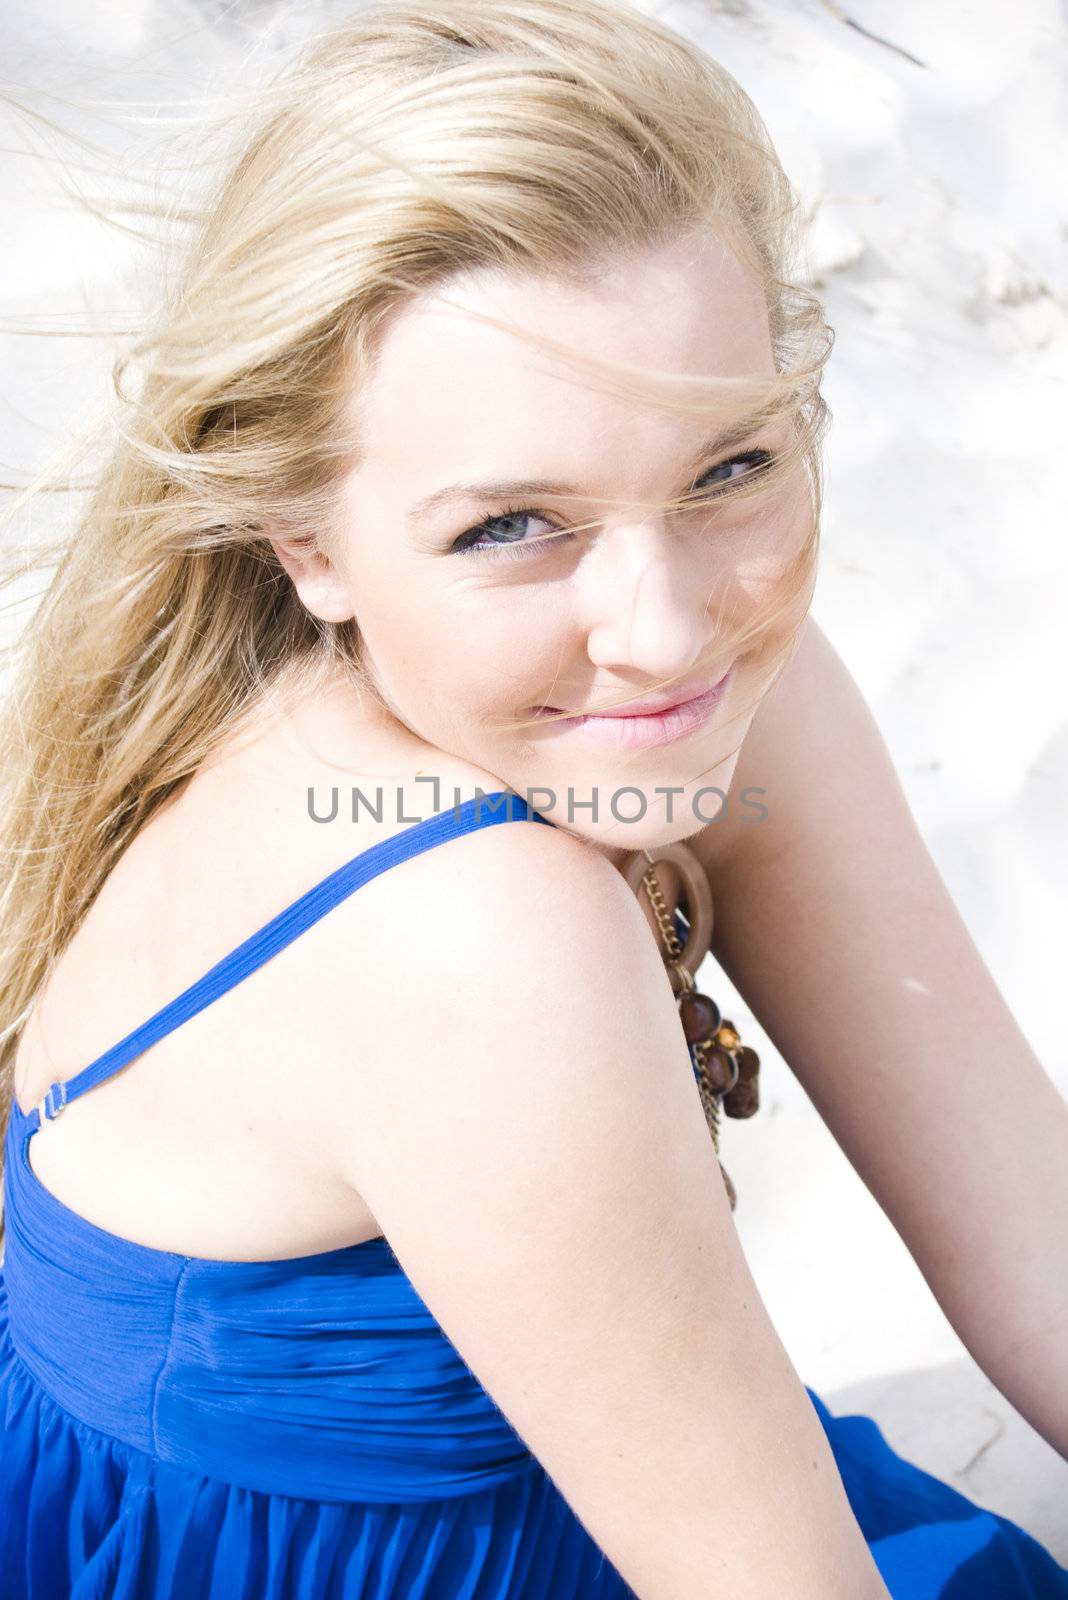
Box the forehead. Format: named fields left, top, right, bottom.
left=352, top=231, right=775, bottom=489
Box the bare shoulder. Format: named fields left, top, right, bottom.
left=312, top=779, right=629, bottom=995
left=304, top=744, right=888, bottom=1598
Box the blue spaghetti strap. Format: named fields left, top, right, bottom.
left=30, top=790, right=552, bottom=1133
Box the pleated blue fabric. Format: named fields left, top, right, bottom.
left=1, top=789, right=1066, bottom=1597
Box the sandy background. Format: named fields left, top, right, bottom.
left=3, top=0, right=1067, bottom=1559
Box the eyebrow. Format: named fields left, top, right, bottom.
left=405, top=411, right=773, bottom=528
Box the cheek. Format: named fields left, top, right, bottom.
left=355, top=580, right=538, bottom=711
left=772, top=461, right=817, bottom=554
left=344, top=554, right=452, bottom=665
left=721, top=476, right=814, bottom=582
left=437, top=589, right=575, bottom=722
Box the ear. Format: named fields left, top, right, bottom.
left=267, top=531, right=356, bottom=624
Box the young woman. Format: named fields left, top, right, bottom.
left=1, top=2, right=1066, bottom=1595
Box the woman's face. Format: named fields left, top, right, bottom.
left=280, top=229, right=812, bottom=850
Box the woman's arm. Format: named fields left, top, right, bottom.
left=693, top=616, right=1068, bottom=1461
left=324, top=817, right=890, bottom=1599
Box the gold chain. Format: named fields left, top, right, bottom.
left=639, top=854, right=681, bottom=959
left=639, top=856, right=719, bottom=1154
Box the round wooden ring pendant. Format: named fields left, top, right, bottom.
left=620, top=841, right=713, bottom=981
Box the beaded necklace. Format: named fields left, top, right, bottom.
left=620, top=841, right=761, bottom=1211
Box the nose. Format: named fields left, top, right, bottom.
left=578, top=519, right=716, bottom=682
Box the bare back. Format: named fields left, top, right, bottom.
left=11, top=669, right=581, bottom=1263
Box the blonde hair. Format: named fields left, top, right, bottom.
left=0, top=0, right=833, bottom=1226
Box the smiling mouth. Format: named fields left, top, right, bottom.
left=527, top=665, right=736, bottom=750
left=533, top=667, right=733, bottom=721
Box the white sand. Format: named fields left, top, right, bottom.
left=3, top=0, right=1067, bottom=1560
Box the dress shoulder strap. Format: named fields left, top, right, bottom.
left=30, top=790, right=551, bottom=1131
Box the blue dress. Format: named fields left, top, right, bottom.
left=1, top=790, right=1065, bottom=1598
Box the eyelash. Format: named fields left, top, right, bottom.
left=451, top=450, right=777, bottom=561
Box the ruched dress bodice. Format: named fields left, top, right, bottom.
left=3, top=1119, right=536, bottom=1505
left=3, top=1095, right=627, bottom=1597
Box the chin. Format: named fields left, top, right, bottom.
left=525, top=758, right=742, bottom=854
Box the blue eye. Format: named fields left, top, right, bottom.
left=700, top=449, right=774, bottom=487
left=451, top=450, right=775, bottom=561
left=452, top=505, right=560, bottom=561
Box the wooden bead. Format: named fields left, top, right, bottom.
left=734, top=1045, right=760, bottom=1083
left=723, top=1077, right=760, bottom=1119
left=678, top=991, right=721, bottom=1044
left=714, top=1022, right=741, bottom=1052
left=700, top=1046, right=738, bottom=1096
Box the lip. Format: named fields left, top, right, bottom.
left=531, top=665, right=735, bottom=751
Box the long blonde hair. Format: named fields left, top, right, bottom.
left=0, top=0, right=833, bottom=1227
